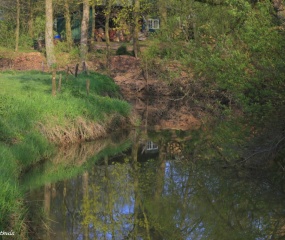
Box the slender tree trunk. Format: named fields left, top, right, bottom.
left=91, top=4, right=96, bottom=47
left=15, top=0, right=20, bottom=52
left=105, top=0, right=112, bottom=69
left=80, top=0, right=90, bottom=64
left=133, top=0, right=140, bottom=58
left=45, top=0, right=56, bottom=67
left=28, top=0, right=34, bottom=39
left=64, top=0, right=73, bottom=50
left=158, top=0, right=167, bottom=29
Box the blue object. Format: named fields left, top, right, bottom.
left=54, top=34, right=61, bottom=39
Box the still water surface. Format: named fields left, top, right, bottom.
left=25, top=126, right=285, bottom=240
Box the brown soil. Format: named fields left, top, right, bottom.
left=109, top=55, right=202, bottom=131
left=0, top=51, right=201, bottom=131
left=110, top=55, right=172, bottom=97
left=0, top=52, right=46, bottom=71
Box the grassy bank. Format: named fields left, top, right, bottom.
left=0, top=70, right=131, bottom=237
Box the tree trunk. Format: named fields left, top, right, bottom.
left=133, top=0, right=140, bottom=58
left=91, top=4, right=96, bottom=47
left=15, top=0, right=20, bottom=52
left=158, top=0, right=167, bottom=29
left=80, top=0, right=89, bottom=63
left=28, top=0, right=34, bottom=39
left=64, top=0, right=73, bottom=50
left=45, top=0, right=56, bottom=67
left=105, top=0, right=112, bottom=69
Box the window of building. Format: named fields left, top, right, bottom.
left=146, top=141, right=158, bottom=151
left=148, top=19, right=159, bottom=30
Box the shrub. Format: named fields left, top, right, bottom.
left=0, top=21, right=14, bottom=48
left=116, top=44, right=131, bottom=56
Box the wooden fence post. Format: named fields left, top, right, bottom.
left=86, top=79, right=90, bottom=96
left=75, top=63, right=79, bottom=77
left=66, top=66, right=69, bottom=81
left=58, top=74, right=62, bottom=92
left=52, top=70, right=56, bottom=96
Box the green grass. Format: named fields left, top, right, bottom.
left=0, top=70, right=131, bottom=237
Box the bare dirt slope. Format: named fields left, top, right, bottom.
left=109, top=55, right=201, bottom=131
left=110, top=55, right=172, bottom=96
left=0, top=52, right=46, bottom=71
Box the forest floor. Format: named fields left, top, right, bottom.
left=0, top=49, right=202, bottom=131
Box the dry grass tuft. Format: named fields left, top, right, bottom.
left=38, top=114, right=132, bottom=145
left=38, top=117, right=107, bottom=144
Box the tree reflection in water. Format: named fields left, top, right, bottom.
left=26, top=126, right=285, bottom=240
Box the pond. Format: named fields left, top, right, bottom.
left=24, top=99, right=285, bottom=240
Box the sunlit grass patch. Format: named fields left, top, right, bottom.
left=0, top=70, right=130, bottom=144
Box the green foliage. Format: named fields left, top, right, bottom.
left=0, top=21, right=15, bottom=48
left=0, top=21, right=34, bottom=50
left=54, top=41, right=71, bottom=53
left=69, top=46, right=80, bottom=60
left=152, top=0, right=285, bottom=112
left=33, top=16, right=45, bottom=39
left=116, top=44, right=130, bottom=56
left=19, top=33, right=34, bottom=49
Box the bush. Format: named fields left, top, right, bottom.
left=19, top=33, right=34, bottom=49
left=116, top=44, right=132, bottom=56
left=0, top=21, right=15, bottom=48
left=55, top=41, right=71, bottom=53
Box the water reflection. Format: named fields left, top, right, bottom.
left=26, top=127, right=285, bottom=240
